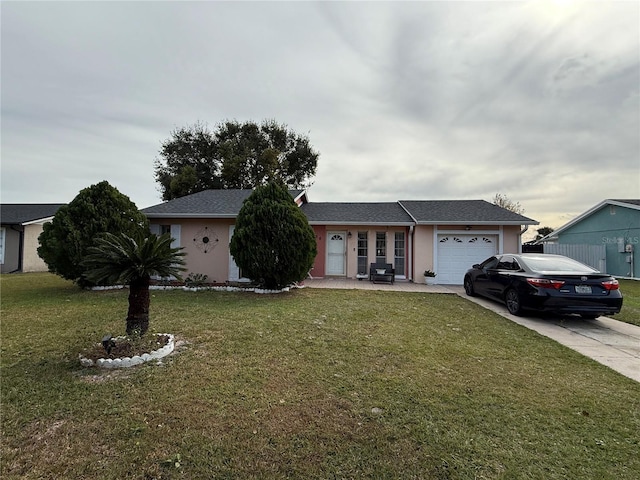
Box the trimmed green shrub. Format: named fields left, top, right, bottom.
left=38, top=181, right=149, bottom=287
left=230, top=182, right=317, bottom=289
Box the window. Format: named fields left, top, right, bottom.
left=376, top=232, right=386, bottom=263
left=0, top=227, right=5, bottom=264
left=160, top=225, right=171, bottom=235
left=481, top=257, right=499, bottom=270
left=498, top=256, right=517, bottom=270
left=357, top=232, right=368, bottom=275
left=439, top=236, right=463, bottom=243
left=394, top=232, right=405, bottom=276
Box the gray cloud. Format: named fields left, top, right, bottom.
left=2, top=1, right=638, bottom=236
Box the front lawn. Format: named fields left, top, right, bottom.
left=2, top=273, right=639, bottom=479
left=617, top=279, right=640, bottom=326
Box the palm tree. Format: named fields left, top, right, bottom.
left=83, top=231, right=186, bottom=336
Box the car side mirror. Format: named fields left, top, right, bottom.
left=472, top=264, right=480, bottom=269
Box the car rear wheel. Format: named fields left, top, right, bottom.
left=463, top=276, right=476, bottom=297
left=505, top=289, right=523, bottom=316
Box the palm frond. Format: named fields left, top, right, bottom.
left=82, top=232, right=186, bottom=285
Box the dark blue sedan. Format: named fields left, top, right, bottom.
left=463, top=254, right=623, bottom=318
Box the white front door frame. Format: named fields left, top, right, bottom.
left=326, top=231, right=347, bottom=276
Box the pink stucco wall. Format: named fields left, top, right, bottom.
left=502, top=225, right=524, bottom=253
left=311, top=225, right=326, bottom=277
left=151, top=218, right=235, bottom=282
left=150, top=219, right=524, bottom=284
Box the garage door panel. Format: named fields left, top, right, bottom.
left=437, top=235, right=497, bottom=284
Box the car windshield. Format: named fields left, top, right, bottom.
left=520, top=255, right=598, bottom=273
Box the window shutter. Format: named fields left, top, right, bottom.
left=170, top=225, right=181, bottom=249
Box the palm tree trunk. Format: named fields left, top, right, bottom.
left=126, top=276, right=150, bottom=336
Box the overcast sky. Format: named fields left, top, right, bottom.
left=2, top=1, right=639, bottom=238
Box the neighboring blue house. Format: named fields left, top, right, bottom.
left=539, top=199, right=640, bottom=278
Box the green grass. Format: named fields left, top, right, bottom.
left=2, top=273, right=639, bottom=479
left=618, top=279, right=640, bottom=326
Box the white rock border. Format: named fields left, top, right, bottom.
left=79, top=333, right=175, bottom=369
left=92, top=283, right=304, bottom=294
left=148, top=284, right=301, bottom=294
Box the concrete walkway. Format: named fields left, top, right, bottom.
left=304, top=278, right=640, bottom=383
left=303, top=277, right=454, bottom=294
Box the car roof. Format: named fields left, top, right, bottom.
left=502, top=253, right=569, bottom=260
left=509, top=253, right=599, bottom=273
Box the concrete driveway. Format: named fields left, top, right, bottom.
left=447, top=285, right=640, bottom=383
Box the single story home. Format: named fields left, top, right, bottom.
left=142, top=189, right=537, bottom=285
left=538, top=199, right=640, bottom=278
left=0, top=204, right=65, bottom=273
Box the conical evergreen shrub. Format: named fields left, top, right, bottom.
left=230, top=182, right=317, bottom=289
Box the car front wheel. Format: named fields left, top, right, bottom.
left=505, top=289, right=523, bottom=316
left=463, top=276, right=476, bottom=297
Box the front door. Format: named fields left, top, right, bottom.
left=326, top=232, right=346, bottom=276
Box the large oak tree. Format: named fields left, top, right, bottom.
left=154, top=120, right=319, bottom=200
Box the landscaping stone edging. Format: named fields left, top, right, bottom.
left=92, top=285, right=302, bottom=294
left=148, top=285, right=296, bottom=294
left=79, top=334, right=175, bottom=369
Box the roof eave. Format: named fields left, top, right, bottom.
left=415, top=220, right=539, bottom=226
left=293, top=190, right=308, bottom=204
left=547, top=199, right=639, bottom=238
left=537, top=235, right=559, bottom=244
left=608, top=199, right=640, bottom=210
left=144, top=213, right=237, bottom=219
left=307, top=221, right=414, bottom=226
left=22, top=216, right=56, bottom=226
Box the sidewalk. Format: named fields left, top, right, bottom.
left=303, top=277, right=454, bottom=294
left=304, top=278, right=640, bottom=383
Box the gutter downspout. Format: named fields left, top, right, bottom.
left=408, top=225, right=414, bottom=282
left=519, top=225, right=529, bottom=254
left=397, top=201, right=419, bottom=283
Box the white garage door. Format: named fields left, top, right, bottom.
left=437, top=235, right=498, bottom=284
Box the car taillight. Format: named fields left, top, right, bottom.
left=601, top=279, right=619, bottom=291
left=527, top=278, right=565, bottom=289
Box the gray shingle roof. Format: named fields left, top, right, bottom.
left=141, top=189, right=305, bottom=217
left=301, top=203, right=414, bottom=225
left=140, top=189, right=539, bottom=225
left=399, top=200, right=538, bottom=225
left=1, top=204, right=65, bottom=225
